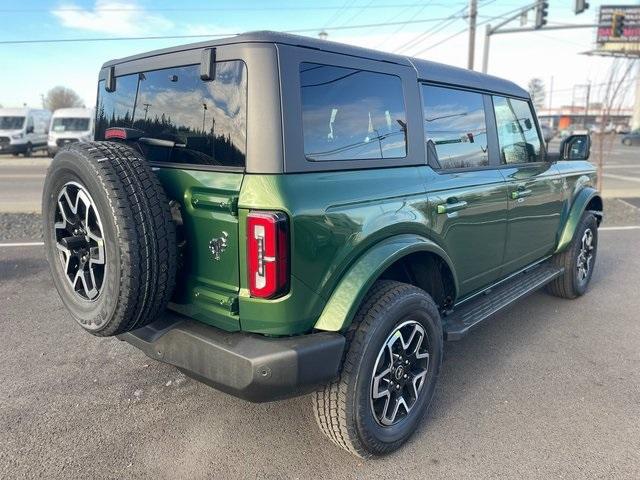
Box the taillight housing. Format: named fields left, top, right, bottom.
left=247, top=211, right=289, bottom=299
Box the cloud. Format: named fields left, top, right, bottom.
left=51, top=0, right=173, bottom=36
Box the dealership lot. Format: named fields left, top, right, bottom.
left=1, top=140, right=640, bottom=214
left=1, top=230, right=639, bottom=479
left=1, top=142, right=639, bottom=478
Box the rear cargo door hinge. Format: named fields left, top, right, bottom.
left=191, top=193, right=239, bottom=216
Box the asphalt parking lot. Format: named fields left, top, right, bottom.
left=1, top=143, right=639, bottom=478
left=1, top=230, right=639, bottom=479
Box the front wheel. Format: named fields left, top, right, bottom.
left=312, top=280, right=443, bottom=457
left=547, top=212, right=598, bottom=299
left=622, top=138, right=632, bottom=146
left=24, top=143, right=33, bottom=157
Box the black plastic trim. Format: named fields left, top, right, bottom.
left=118, top=310, right=346, bottom=402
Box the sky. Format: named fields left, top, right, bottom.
left=0, top=0, right=638, bottom=111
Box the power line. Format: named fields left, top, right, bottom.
left=0, top=17, right=465, bottom=45
left=412, top=27, right=469, bottom=55
left=411, top=2, right=529, bottom=57
left=395, top=13, right=464, bottom=53
left=0, top=3, right=455, bottom=13
left=322, top=0, right=359, bottom=28
left=393, top=3, right=470, bottom=53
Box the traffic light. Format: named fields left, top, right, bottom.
left=574, top=0, right=589, bottom=15
left=612, top=13, right=625, bottom=38
left=535, top=1, right=549, bottom=29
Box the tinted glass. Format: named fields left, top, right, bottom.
left=492, top=96, right=541, bottom=164
left=421, top=84, right=488, bottom=169
left=300, top=62, right=407, bottom=161
left=0, top=117, right=25, bottom=129
left=52, top=118, right=90, bottom=132
left=96, top=61, right=247, bottom=168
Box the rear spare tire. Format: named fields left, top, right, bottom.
left=42, top=141, right=177, bottom=336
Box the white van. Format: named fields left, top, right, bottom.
left=0, top=108, right=51, bottom=156
left=47, top=108, right=95, bottom=156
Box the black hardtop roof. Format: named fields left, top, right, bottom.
left=102, top=30, right=528, bottom=98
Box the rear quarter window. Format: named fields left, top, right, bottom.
left=299, top=62, right=407, bottom=162
left=96, top=60, right=247, bottom=168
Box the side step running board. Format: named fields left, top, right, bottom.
left=444, top=263, right=564, bottom=341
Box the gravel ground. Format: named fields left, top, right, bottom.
left=0, top=199, right=637, bottom=243
left=606, top=198, right=640, bottom=226
left=0, top=213, right=43, bottom=242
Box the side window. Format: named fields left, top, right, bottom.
left=300, top=62, right=407, bottom=161
left=492, top=96, right=541, bottom=164
left=26, top=116, right=34, bottom=132
left=421, top=84, right=489, bottom=169
left=96, top=61, right=247, bottom=168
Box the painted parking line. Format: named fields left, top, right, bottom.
left=603, top=173, right=640, bottom=183
left=599, top=226, right=640, bottom=231
left=0, top=242, right=44, bottom=248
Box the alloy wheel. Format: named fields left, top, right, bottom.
left=54, top=181, right=106, bottom=302
left=576, top=228, right=594, bottom=283
left=370, top=320, right=430, bottom=426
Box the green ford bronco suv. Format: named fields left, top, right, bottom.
left=43, top=32, right=602, bottom=457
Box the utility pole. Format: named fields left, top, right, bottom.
left=467, top=0, right=478, bottom=70
left=584, top=82, right=591, bottom=128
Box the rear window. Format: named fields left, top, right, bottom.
left=299, top=62, right=407, bottom=162
left=96, top=60, right=247, bottom=168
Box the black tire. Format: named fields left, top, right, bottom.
left=622, top=138, right=632, bottom=146
left=42, top=141, right=177, bottom=336
left=547, top=212, right=598, bottom=299
left=312, top=280, right=443, bottom=457
left=24, top=143, right=33, bottom=157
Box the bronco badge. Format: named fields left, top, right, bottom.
left=209, top=232, right=228, bottom=260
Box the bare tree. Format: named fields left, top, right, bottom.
left=42, top=86, right=84, bottom=111
left=528, top=78, right=546, bottom=110
left=595, top=58, right=635, bottom=191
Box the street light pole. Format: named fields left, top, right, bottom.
left=467, top=0, right=478, bottom=70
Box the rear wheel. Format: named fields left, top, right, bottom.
left=547, top=212, right=598, bottom=299
left=622, top=138, right=632, bottom=146
left=42, top=141, right=177, bottom=336
left=312, top=280, right=443, bottom=457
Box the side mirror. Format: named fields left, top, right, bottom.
left=26, top=125, right=34, bottom=134
left=560, top=134, right=590, bottom=161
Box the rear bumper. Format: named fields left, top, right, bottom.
left=118, top=311, right=345, bottom=402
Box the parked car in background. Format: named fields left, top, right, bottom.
left=0, top=108, right=51, bottom=156
left=47, top=108, right=95, bottom=157
left=621, top=130, right=640, bottom=146
left=540, top=124, right=554, bottom=143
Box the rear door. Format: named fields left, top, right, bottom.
left=95, top=55, right=248, bottom=330
left=421, top=84, right=509, bottom=297
left=491, top=95, right=564, bottom=274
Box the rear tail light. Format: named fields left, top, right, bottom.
left=247, top=211, right=289, bottom=299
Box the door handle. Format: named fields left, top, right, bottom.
left=511, top=189, right=532, bottom=199
left=437, top=200, right=468, bottom=214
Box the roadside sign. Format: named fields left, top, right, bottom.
left=597, top=5, right=640, bottom=49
